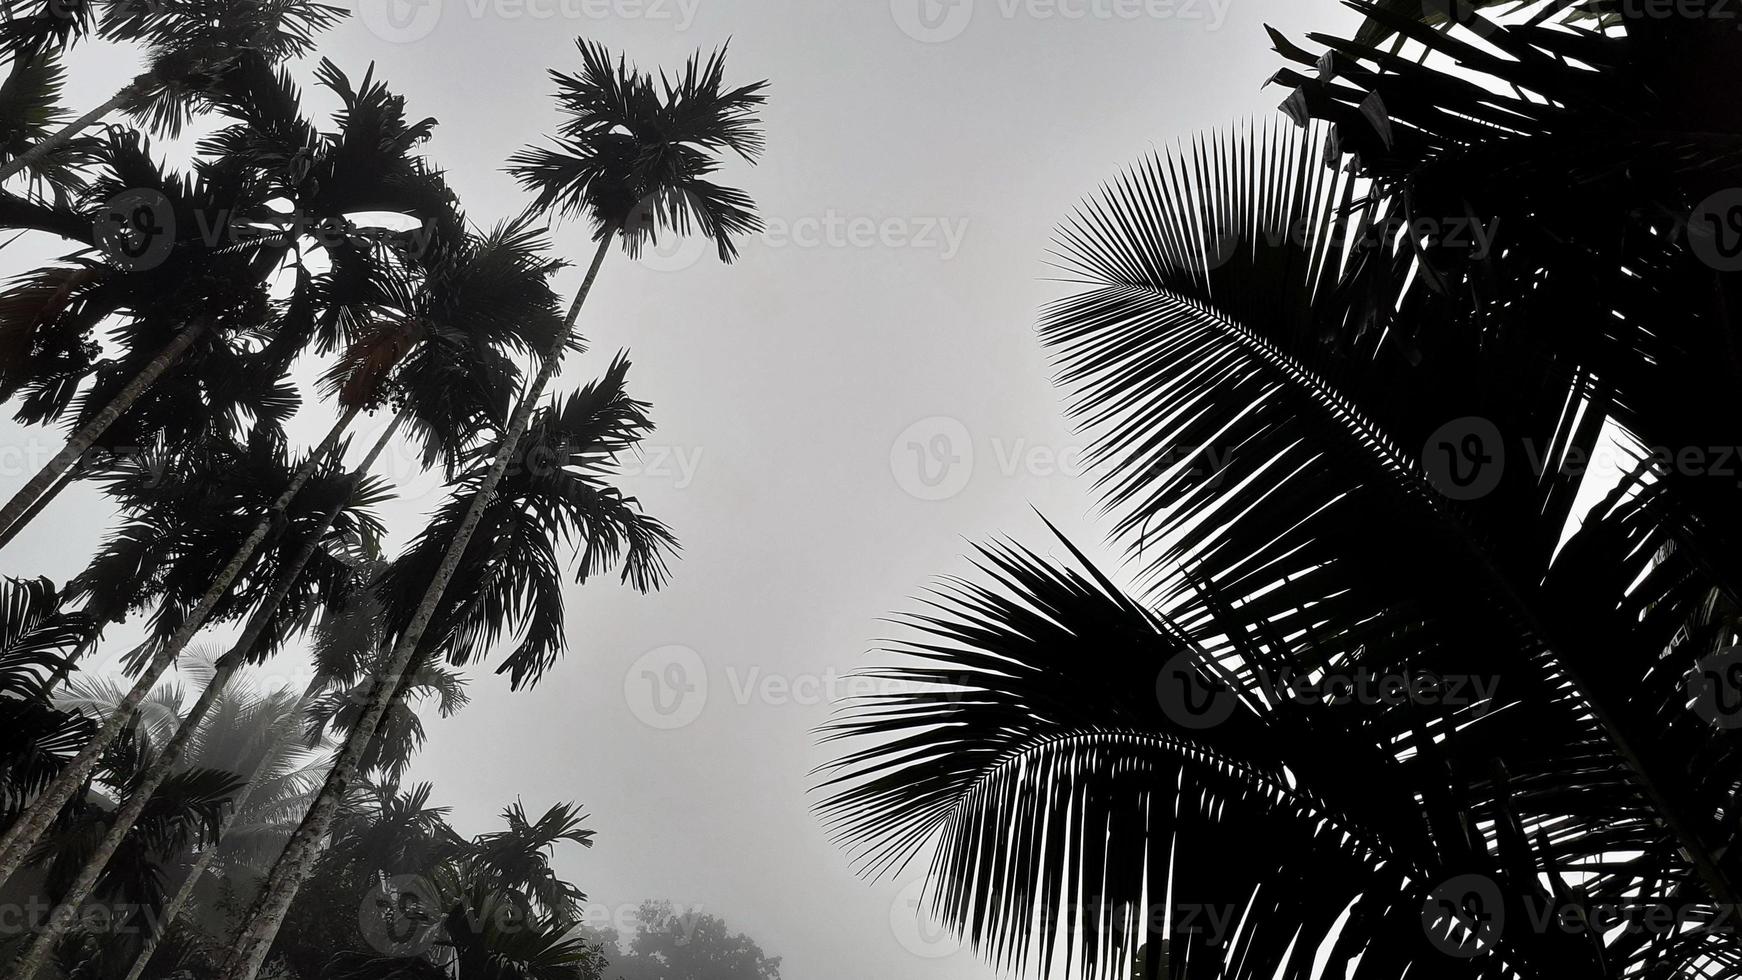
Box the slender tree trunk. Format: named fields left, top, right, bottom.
left=5, top=415, right=402, bottom=980
left=36, top=632, right=95, bottom=702
left=0, top=75, right=147, bottom=184
left=119, top=659, right=336, bottom=980
left=0, top=319, right=208, bottom=552
left=218, top=229, right=619, bottom=980
left=0, top=404, right=360, bottom=889
left=0, top=462, right=77, bottom=552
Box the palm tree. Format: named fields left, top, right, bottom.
left=0, top=60, right=493, bottom=888
left=6, top=672, right=242, bottom=970
left=0, top=430, right=354, bottom=887
left=0, top=57, right=462, bottom=546
left=218, top=41, right=768, bottom=980
left=0, top=663, right=332, bottom=980
left=122, top=603, right=475, bottom=980
left=0, top=577, right=94, bottom=830
left=0, top=0, right=344, bottom=183
left=818, top=106, right=1742, bottom=980
left=4, top=212, right=570, bottom=969
left=0, top=425, right=393, bottom=980
left=300, top=793, right=603, bottom=980
left=114, top=680, right=336, bottom=980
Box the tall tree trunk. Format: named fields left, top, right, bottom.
left=0, top=319, right=207, bottom=552
left=5, top=415, right=402, bottom=980
left=218, top=229, right=619, bottom=980
left=0, top=461, right=77, bottom=552
left=0, top=404, right=361, bottom=888
left=115, top=673, right=327, bottom=980
left=0, top=74, right=147, bottom=183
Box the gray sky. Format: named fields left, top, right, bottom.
left=0, top=1, right=1362, bottom=977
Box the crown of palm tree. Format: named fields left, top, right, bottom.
left=378, top=355, right=677, bottom=691
left=507, top=39, right=767, bottom=261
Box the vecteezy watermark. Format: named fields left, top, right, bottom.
left=1688, top=188, right=1742, bottom=272
left=889, top=416, right=1195, bottom=502
left=355, top=0, right=700, bottom=43
left=1155, top=650, right=1501, bottom=730
left=1421, top=874, right=1505, bottom=958
left=1687, top=645, right=1742, bottom=730
left=1421, top=415, right=1742, bottom=501
left=0, top=898, right=166, bottom=938
left=93, top=189, right=176, bottom=272
left=625, top=645, right=708, bottom=729
left=358, top=879, right=700, bottom=955
left=1422, top=417, right=1506, bottom=501
left=92, top=189, right=438, bottom=271
left=632, top=210, right=971, bottom=273
left=1618, top=0, right=1742, bottom=27
left=889, top=879, right=963, bottom=958
left=624, top=650, right=935, bottom=729
left=1420, top=872, right=1742, bottom=959
left=359, top=874, right=445, bottom=956
left=889, top=885, right=1240, bottom=960
left=890, top=0, right=1233, bottom=43
left=1202, top=212, right=1503, bottom=271
left=890, top=416, right=975, bottom=501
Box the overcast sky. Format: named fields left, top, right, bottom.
left=0, top=1, right=1363, bottom=977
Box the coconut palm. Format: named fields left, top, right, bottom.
left=219, top=42, right=767, bottom=980
left=818, top=111, right=1742, bottom=980
left=0, top=577, right=93, bottom=829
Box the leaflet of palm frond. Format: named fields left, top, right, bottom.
left=0, top=576, right=89, bottom=698
left=816, top=524, right=1656, bottom=978
left=1268, top=3, right=1742, bottom=584
left=0, top=53, right=97, bottom=190
left=0, top=698, right=92, bottom=820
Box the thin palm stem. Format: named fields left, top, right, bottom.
left=0, top=318, right=209, bottom=552
left=0, top=73, right=148, bottom=184
left=0, top=461, right=77, bottom=552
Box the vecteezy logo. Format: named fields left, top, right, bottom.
left=1422, top=417, right=1504, bottom=501
left=889, top=878, right=962, bottom=958
left=1421, top=874, right=1503, bottom=958
left=356, top=0, right=442, bottom=43
left=1422, top=0, right=1499, bottom=36
left=890, top=416, right=973, bottom=501
left=891, top=0, right=973, bottom=42
left=625, top=645, right=707, bottom=729
left=1688, top=189, right=1742, bottom=273
left=358, top=873, right=443, bottom=956
left=93, top=189, right=175, bottom=271
left=1155, top=650, right=1237, bottom=730
left=1688, top=645, right=1742, bottom=730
